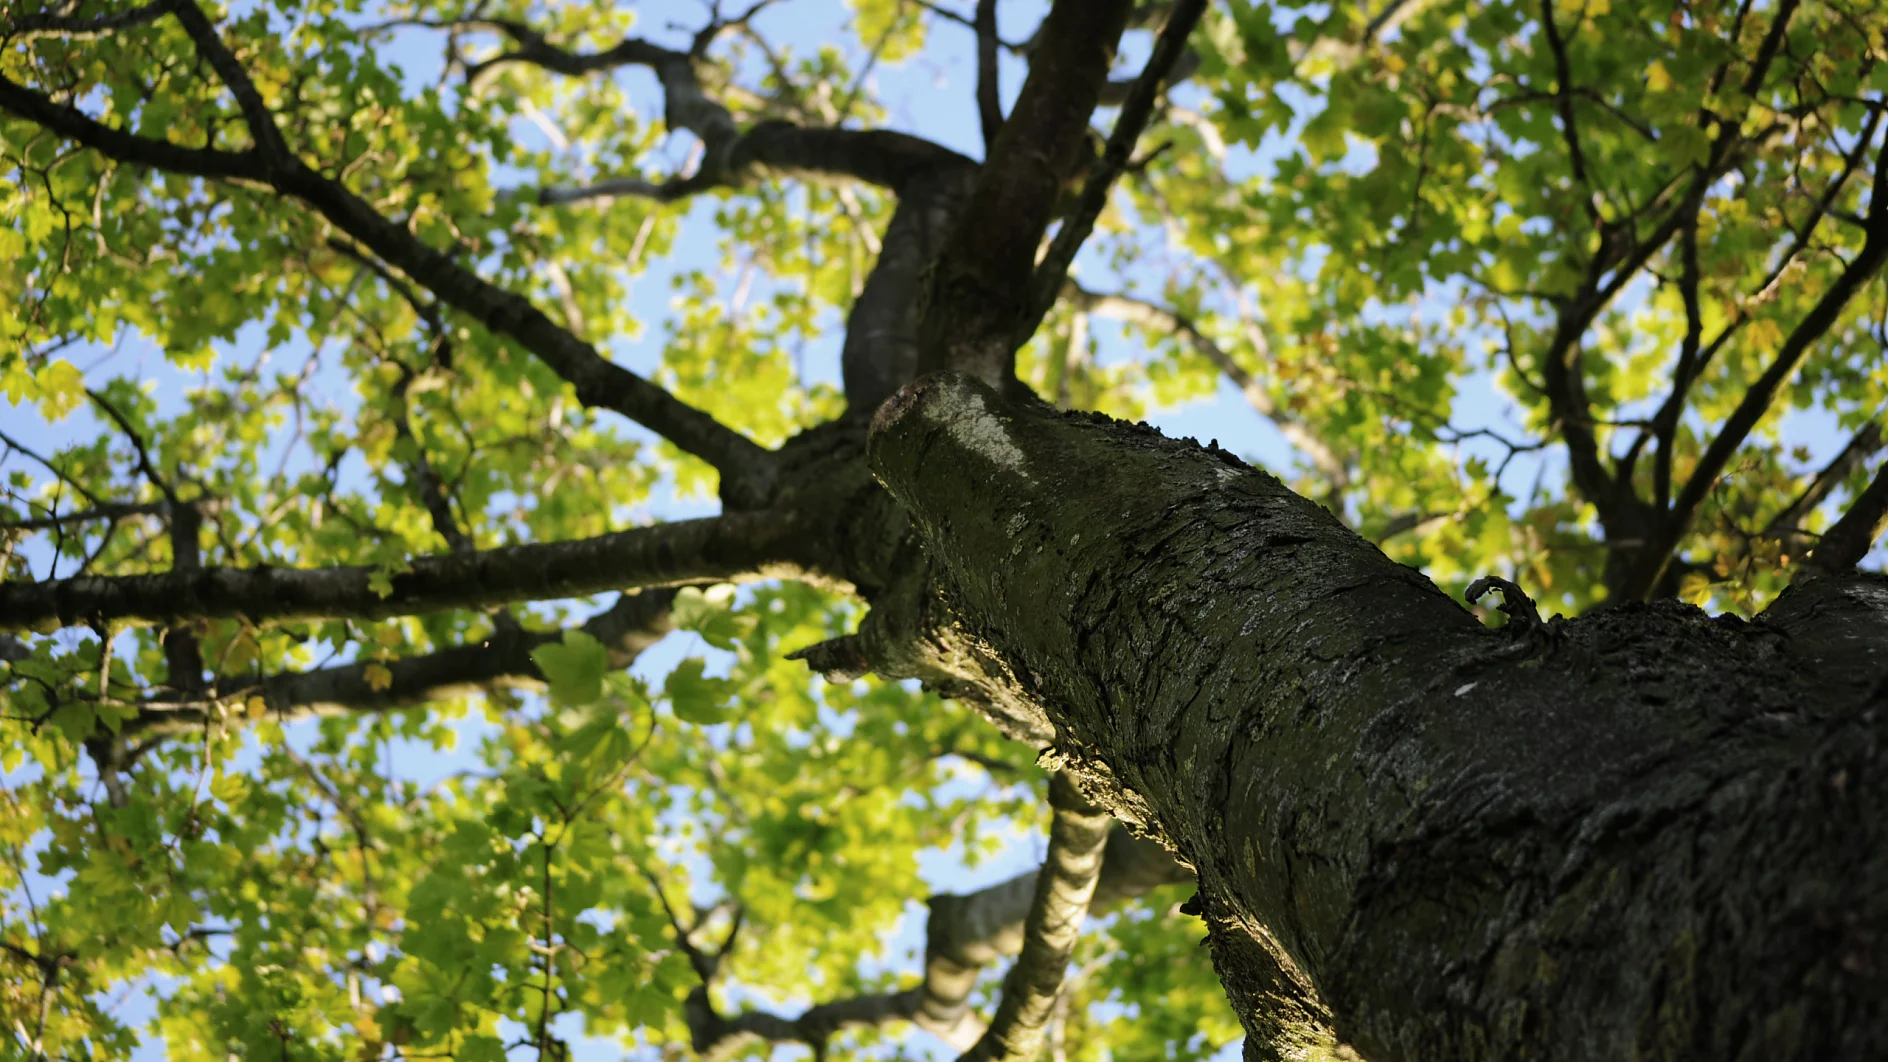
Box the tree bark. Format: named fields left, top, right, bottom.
left=864, top=372, right=1888, bottom=1061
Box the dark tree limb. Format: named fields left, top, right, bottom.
left=975, top=0, right=1003, bottom=150
left=918, top=0, right=1133, bottom=392
left=170, top=0, right=293, bottom=164
left=1537, top=0, right=1602, bottom=228
left=0, top=501, right=171, bottom=533
left=1020, top=0, right=1206, bottom=349
left=956, top=773, right=1111, bottom=1062
left=839, top=166, right=980, bottom=412
left=2, top=1, right=168, bottom=43
left=1768, top=422, right=1886, bottom=539
left=441, top=18, right=972, bottom=205
left=865, top=371, right=1888, bottom=1059
left=114, top=589, right=676, bottom=741
left=0, top=508, right=823, bottom=633
left=1799, top=460, right=1888, bottom=581
left=0, top=57, right=774, bottom=501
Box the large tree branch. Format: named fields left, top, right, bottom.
left=539, top=122, right=973, bottom=206
left=1021, top=0, right=1207, bottom=348
left=956, top=774, right=1111, bottom=1062
left=113, top=590, right=675, bottom=741
left=840, top=166, right=980, bottom=412
left=918, top=0, right=1133, bottom=393
left=0, top=54, right=773, bottom=501
left=0, top=509, right=819, bottom=633
left=687, top=827, right=1189, bottom=1057
left=975, top=0, right=1003, bottom=150
left=437, top=18, right=972, bottom=205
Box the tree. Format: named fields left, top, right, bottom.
left=3, top=0, right=1887, bottom=1058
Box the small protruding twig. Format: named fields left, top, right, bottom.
left=787, top=635, right=872, bottom=683
left=1465, top=576, right=1541, bottom=630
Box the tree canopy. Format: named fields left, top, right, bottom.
left=2, top=0, right=1885, bottom=1060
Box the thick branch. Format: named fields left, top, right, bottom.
left=866, top=372, right=1888, bottom=1058
left=116, top=590, right=675, bottom=740
left=957, top=774, right=1111, bottom=1062
left=170, top=0, right=292, bottom=163
left=462, top=20, right=971, bottom=205
left=918, top=0, right=1133, bottom=392
left=540, top=122, right=972, bottom=205
left=0, top=510, right=818, bottom=632
left=688, top=827, right=1188, bottom=1057
left=1022, top=0, right=1207, bottom=347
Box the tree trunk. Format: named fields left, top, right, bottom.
left=864, top=373, right=1888, bottom=1061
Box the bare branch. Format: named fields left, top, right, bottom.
left=976, top=0, right=1003, bottom=150
left=116, top=589, right=675, bottom=740
left=0, top=501, right=170, bottom=533
left=0, top=509, right=823, bottom=633
left=687, top=825, right=1187, bottom=1057
left=1799, top=459, right=1888, bottom=579
left=957, top=774, right=1112, bottom=1062
left=1769, top=422, right=1886, bottom=537
left=1626, top=134, right=1888, bottom=598
left=1022, top=0, right=1207, bottom=349
left=919, top=0, right=1134, bottom=392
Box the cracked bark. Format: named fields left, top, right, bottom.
left=864, top=371, right=1888, bottom=1061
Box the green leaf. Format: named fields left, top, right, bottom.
left=665, top=657, right=733, bottom=725
left=531, top=630, right=610, bottom=706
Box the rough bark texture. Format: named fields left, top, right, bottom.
left=866, top=372, right=1888, bottom=1062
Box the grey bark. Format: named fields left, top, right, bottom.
left=865, top=372, right=1888, bottom=1062
left=959, top=773, right=1111, bottom=1062
left=687, top=825, right=1189, bottom=1057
